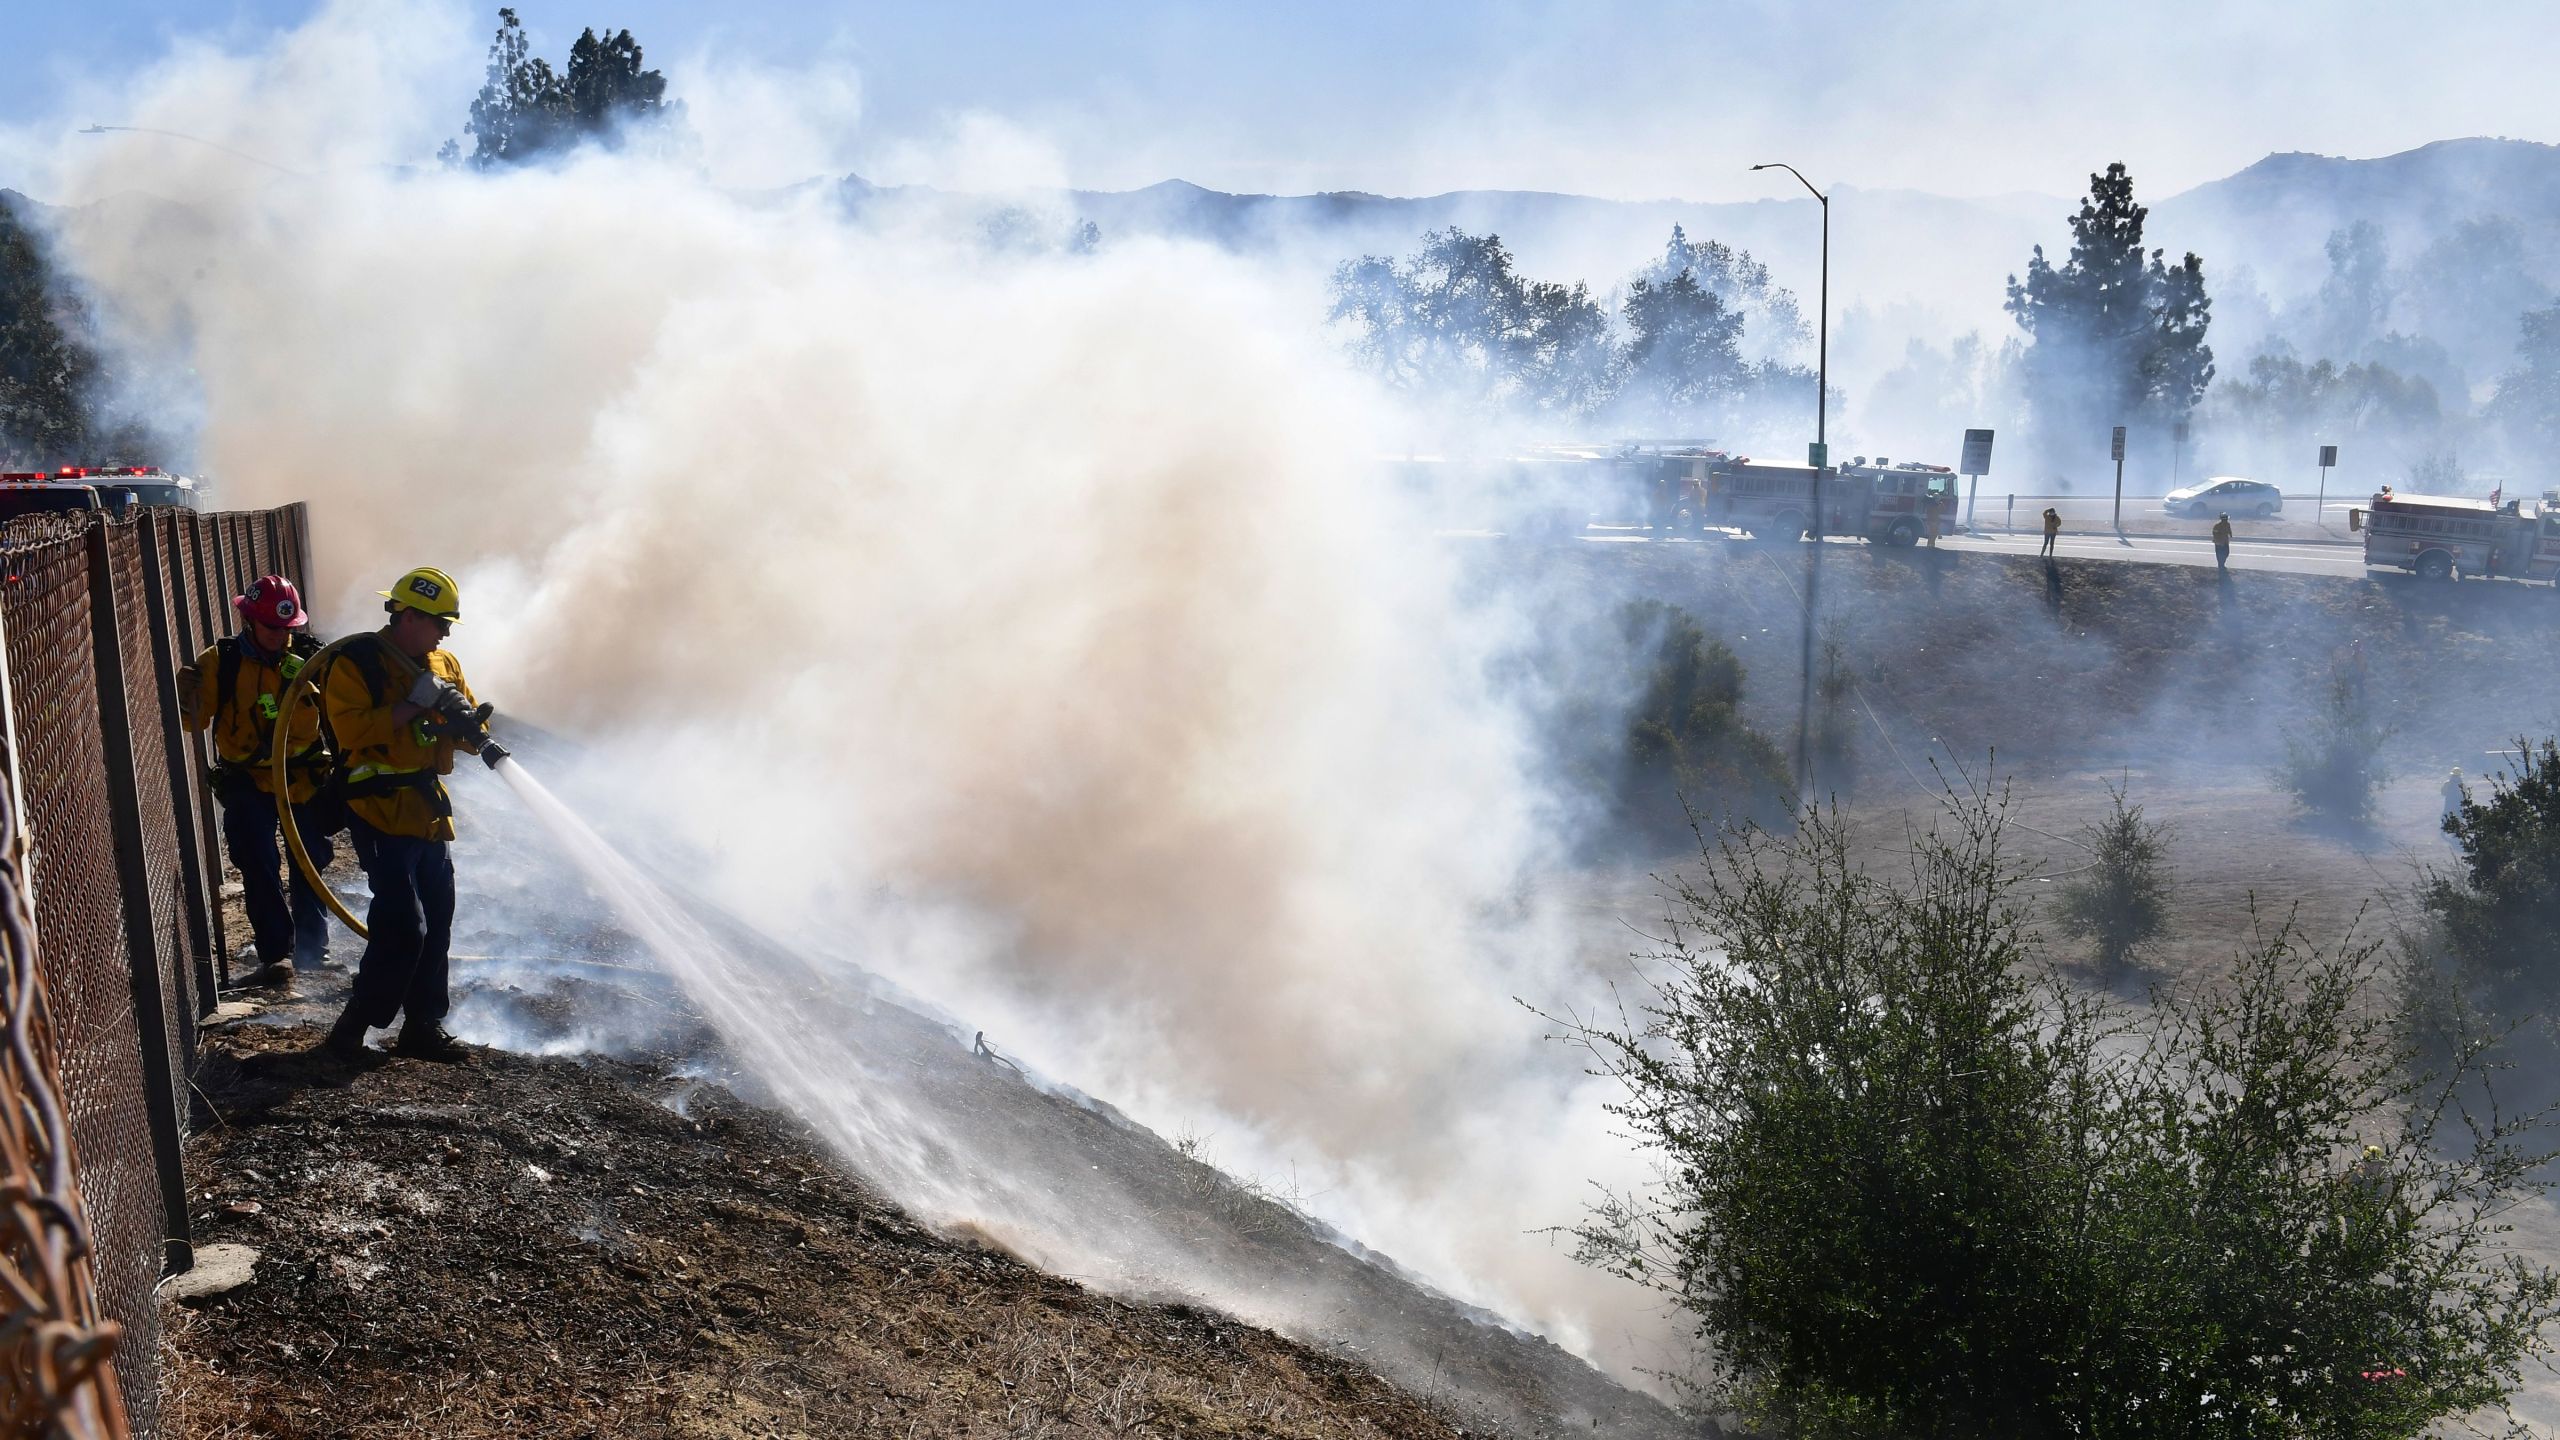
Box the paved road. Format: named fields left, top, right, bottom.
left=1940, top=527, right=2366, bottom=577
left=1564, top=524, right=2371, bottom=577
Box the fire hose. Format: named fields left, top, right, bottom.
left=269, top=671, right=509, bottom=941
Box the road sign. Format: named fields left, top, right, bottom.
left=2110, top=426, right=2127, bottom=462
left=1961, top=428, right=1994, bottom=476
left=1807, top=441, right=1828, bottom=469
left=2318, top=444, right=2338, bottom=467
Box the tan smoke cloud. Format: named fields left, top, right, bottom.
left=29, top=0, right=1671, bottom=1370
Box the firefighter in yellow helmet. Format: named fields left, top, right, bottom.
left=178, top=574, right=336, bottom=985
left=315, top=566, right=495, bottom=1062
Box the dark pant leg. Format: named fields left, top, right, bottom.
left=348, top=820, right=428, bottom=1028
left=404, top=841, right=456, bottom=1026
left=220, top=784, right=292, bottom=964
left=285, top=801, right=337, bottom=965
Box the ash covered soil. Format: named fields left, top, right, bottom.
left=168, top=817, right=1698, bottom=1440
left=164, top=1018, right=1516, bottom=1440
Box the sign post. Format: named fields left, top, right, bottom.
left=2316, top=443, right=2337, bottom=526
left=1960, top=428, right=1994, bottom=529
left=2111, top=425, right=2127, bottom=533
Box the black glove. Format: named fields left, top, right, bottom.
left=425, top=697, right=493, bottom=744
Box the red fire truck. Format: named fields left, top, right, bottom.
left=0, top=466, right=199, bottom=522
left=1679, top=457, right=1960, bottom=546
left=2351, top=490, right=2560, bottom=584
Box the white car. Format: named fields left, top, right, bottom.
left=2163, top=477, right=2282, bottom=519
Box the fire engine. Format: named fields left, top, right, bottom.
left=0, top=466, right=200, bottom=523
left=1676, top=456, right=1960, bottom=545
left=2350, top=490, right=2560, bottom=585
left=52, top=466, right=200, bottom=510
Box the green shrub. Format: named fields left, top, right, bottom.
left=1609, top=600, right=1794, bottom=844
left=2050, top=778, right=2173, bottom=976
left=1558, top=782, right=2560, bottom=1438
left=2278, top=659, right=2393, bottom=824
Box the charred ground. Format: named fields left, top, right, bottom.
left=163, top=1018, right=1503, bottom=1440
left=163, top=833, right=1698, bottom=1440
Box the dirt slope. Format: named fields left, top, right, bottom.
left=1487, top=540, right=2560, bottom=772
left=166, top=754, right=1701, bottom=1440
left=164, top=1020, right=1505, bottom=1439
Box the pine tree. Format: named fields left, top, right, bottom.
left=2004, top=163, right=2214, bottom=449
left=564, top=27, right=669, bottom=137
left=458, top=10, right=671, bottom=168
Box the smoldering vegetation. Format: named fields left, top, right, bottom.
left=422, top=723, right=1693, bottom=1440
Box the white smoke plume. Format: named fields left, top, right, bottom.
left=16, top=0, right=1674, bottom=1375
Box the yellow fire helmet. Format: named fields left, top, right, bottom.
left=379, top=565, right=462, bottom=621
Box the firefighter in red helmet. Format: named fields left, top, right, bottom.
left=178, top=574, right=338, bottom=985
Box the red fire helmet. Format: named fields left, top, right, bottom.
left=234, top=574, right=309, bottom=631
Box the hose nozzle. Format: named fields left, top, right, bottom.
left=480, top=739, right=511, bottom=768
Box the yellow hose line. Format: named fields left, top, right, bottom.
left=270, top=674, right=369, bottom=939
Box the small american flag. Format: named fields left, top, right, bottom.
left=2490, top=482, right=2503, bottom=505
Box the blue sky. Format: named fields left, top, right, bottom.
left=10, top=1, right=2559, bottom=201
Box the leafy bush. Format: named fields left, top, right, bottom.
left=1557, top=782, right=2560, bottom=1438
left=1607, top=601, right=1794, bottom=845
left=2278, top=658, right=2393, bottom=824
left=2050, top=778, right=2173, bottom=976
left=2425, top=736, right=2560, bottom=1011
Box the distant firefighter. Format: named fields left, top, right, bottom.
left=2211, top=513, right=2234, bottom=570
left=2040, top=506, right=2061, bottom=557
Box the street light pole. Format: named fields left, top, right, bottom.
left=1755, top=161, right=1829, bottom=803
left=1753, top=163, right=1828, bottom=460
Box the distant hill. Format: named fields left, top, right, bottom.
left=831, top=137, right=2560, bottom=340
left=2154, top=137, right=2560, bottom=290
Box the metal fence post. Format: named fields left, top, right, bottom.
left=135, top=519, right=220, bottom=1016
left=182, top=515, right=229, bottom=980
left=82, top=524, right=193, bottom=1278
left=288, top=503, right=313, bottom=590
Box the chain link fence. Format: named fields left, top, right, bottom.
left=0, top=503, right=313, bottom=1438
